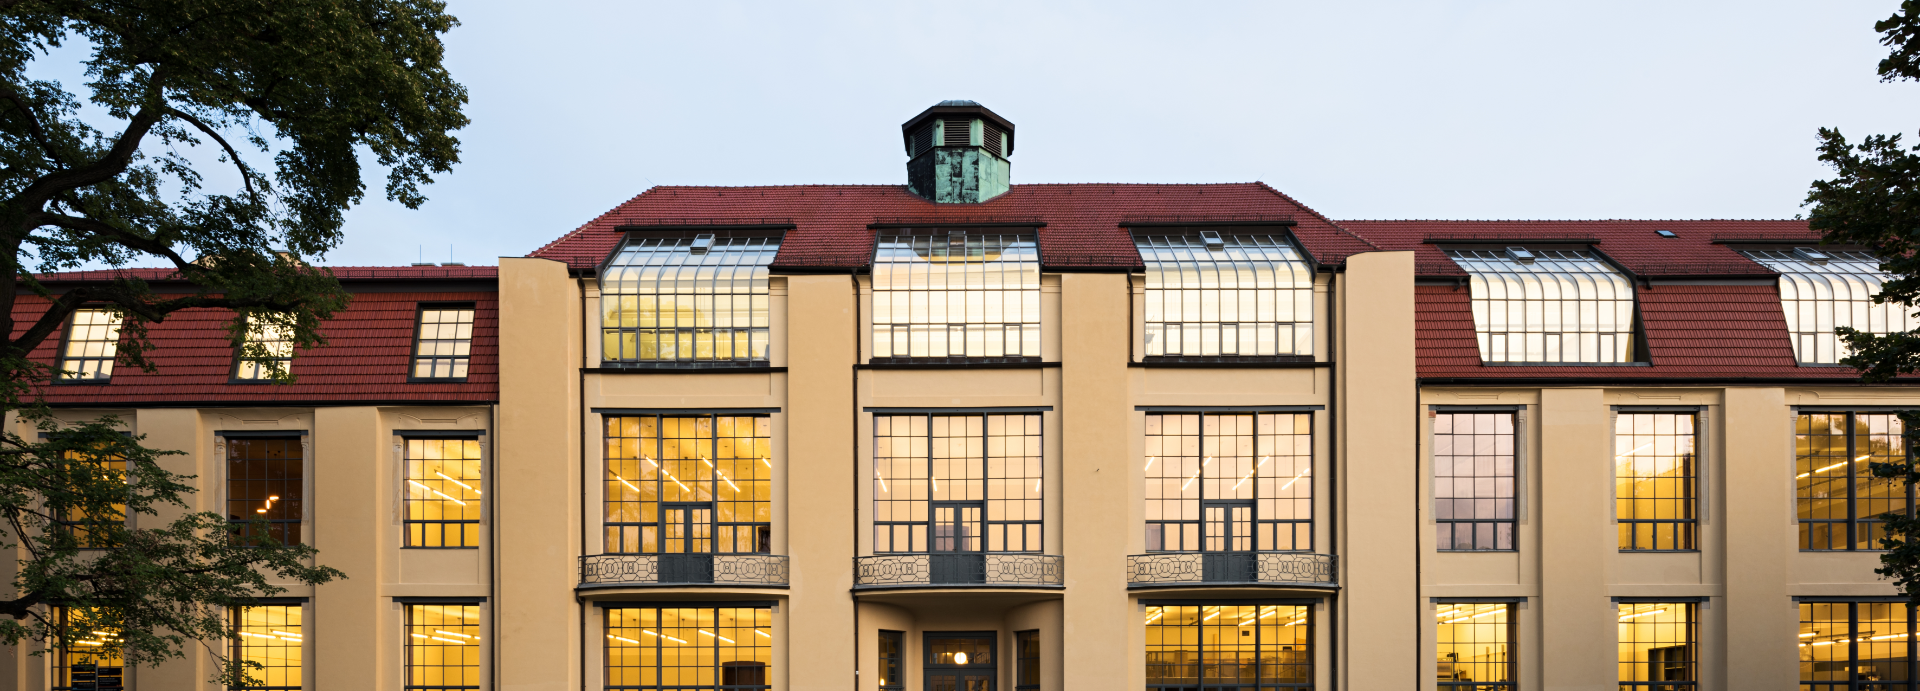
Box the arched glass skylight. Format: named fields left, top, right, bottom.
left=1742, top=249, right=1913, bottom=365
left=599, top=235, right=777, bottom=365
left=1445, top=248, right=1636, bottom=364
left=1136, top=233, right=1315, bottom=358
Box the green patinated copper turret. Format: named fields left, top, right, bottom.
left=902, top=100, right=1016, bottom=204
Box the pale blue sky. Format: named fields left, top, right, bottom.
left=42, top=1, right=1920, bottom=266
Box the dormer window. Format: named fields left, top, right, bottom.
left=1741, top=249, right=1908, bottom=364
left=1445, top=248, right=1637, bottom=364
left=1137, top=233, right=1315, bottom=358
left=411, top=304, right=476, bottom=380
left=872, top=231, right=1040, bottom=362
left=57, top=308, right=122, bottom=383
left=232, top=319, right=295, bottom=381
left=600, top=235, right=777, bottom=365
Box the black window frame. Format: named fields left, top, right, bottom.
left=52, top=606, right=124, bottom=691
left=1144, top=600, right=1315, bottom=690
left=1798, top=411, right=1916, bottom=552
left=1435, top=599, right=1516, bottom=690
left=1143, top=410, right=1315, bottom=554
left=1015, top=629, right=1040, bottom=691
left=1433, top=411, right=1518, bottom=552
left=1615, top=411, right=1699, bottom=552
left=872, top=411, right=1045, bottom=554
left=229, top=600, right=306, bottom=691
left=603, top=604, right=772, bottom=691
left=401, top=434, right=485, bottom=549
left=407, top=302, right=477, bottom=383
left=53, top=307, right=122, bottom=385
left=229, top=317, right=296, bottom=384
left=602, top=414, right=773, bottom=556
left=224, top=434, right=306, bottom=547
left=1799, top=599, right=1918, bottom=690
left=1617, top=600, right=1696, bottom=689
left=878, top=629, right=904, bottom=691
left=403, top=601, right=483, bottom=691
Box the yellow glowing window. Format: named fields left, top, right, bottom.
left=1797, top=412, right=1911, bottom=551
left=233, top=320, right=294, bottom=381
left=411, top=305, right=475, bottom=380
left=604, top=415, right=771, bottom=555
left=1614, top=413, right=1696, bottom=551
left=1436, top=602, right=1513, bottom=689
left=600, top=235, right=775, bottom=364
left=54, top=607, right=123, bottom=691
left=404, top=437, right=483, bottom=547
left=606, top=606, right=771, bottom=688
left=58, top=308, right=121, bottom=382
left=233, top=604, right=303, bottom=690
left=1617, top=602, right=1693, bottom=687
left=406, top=603, right=481, bottom=690
left=1145, top=604, right=1310, bottom=686
left=1800, top=601, right=1913, bottom=685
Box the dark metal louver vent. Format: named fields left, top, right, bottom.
left=943, top=119, right=972, bottom=146
left=911, top=124, right=934, bottom=157
left=982, top=123, right=1004, bottom=156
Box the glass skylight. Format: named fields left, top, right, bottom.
left=1742, top=249, right=1912, bottom=365
left=1445, top=249, right=1636, bottom=364
left=871, top=232, right=1040, bottom=361
left=1137, top=234, right=1314, bottom=358
left=600, top=236, right=777, bottom=365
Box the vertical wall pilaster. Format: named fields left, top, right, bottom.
left=1059, top=272, right=1133, bottom=691
left=1538, top=387, right=1613, bottom=690
left=313, top=406, right=383, bottom=689
left=784, top=274, right=855, bottom=691
left=1724, top=387, right=1795, bottom=689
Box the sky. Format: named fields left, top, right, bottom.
left=36, top=1, right=1920, bottom=267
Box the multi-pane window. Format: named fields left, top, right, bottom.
left=873, top=413, right=1043, bottom=553
left=1016, top=630, right=1040, bottom=691
left=404, top=437, right=483, bottom=548
left=1436, top=602, right=1513, bottom=690
left=877, top=630, right=904, bottom=690
left=406, top=603, right=481, bottom=691
left=53, top=608, right=123, bottom=691
left=227, top=436, right=304, bottom=546
left=1144, top=412, right=1313, bottom=553
left=1138, top=233, right=1315, bottom=358
left=1744, top=249, right=1913, bottom=365
left=1615, top=413, right=1697, bottom=551
left=412, top=305, right=476, bottom=380
left=1433, top=412, right=1517, bottom=551
left=1445, top=248, right=1636, bottom=363
left=57, top=308, right=120, bottom=382
left=1618, top=602, right=1694, bottom=689
left=606, top=606, right=771, bottom=690
left=600, top=235, right=775, bottom=365
left=54, top=445, right=126, bottom=549
left=233, top=320, right=295, bottom=381
left=604, top=415, right=771, bottom=555
left=233, top=604, right=303, bottom=690
left=1145, top=604, right=1311, bottom=689
left=871, top=231, right=1041, bottom=361
left=1799, top=412, right=1913, bottom=551
left=1800, top=601, right=1915, bottom=689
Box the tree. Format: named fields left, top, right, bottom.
left=0, top=0, right=466, bottom=684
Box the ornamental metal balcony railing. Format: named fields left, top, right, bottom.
left=579, top=553, right=790, bottom=587
left=1125, top=552, right=1336, bottom=588
left=853, top=553, right=1065, bottom=589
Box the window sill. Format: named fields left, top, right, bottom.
left=1618, top=549, right=1702, bottom=554
left=859, top=359, right=1052, bottom=370
left=1435, top=549, right=1518, bottom=554
left=406, top=377, right=472, bottom=383
left=590, top=362, right=781, bottom=373
left=401, top=546, right=481, bottom=550
left=1800, top=549, right=1892, bottom=553
left=51, top=378, right=113, bottom=386
left=1481, top=361, right=1653, bottom=367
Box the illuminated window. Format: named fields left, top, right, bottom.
left=871, top=231, right=1040, bottom=362
left=1445, top=248, right=1636, bottom=363
left=53, top=608, right=123, bottom=691
left=405, top=603, right=481, bottom=691
left=1016, top=630, right=1040, bottom=691
left=1138, top=233, right=1314, bottom=358
left=233, top=320, right=295, bottom=381
left=600, top=235, right=775, bottom=365
left=1800, top=601, right=1914, bottom=687
left=1433, top=412, right=1516, bottom=551
left=412, top=305, right=476, bottom=380
left=1615, top=413, right=1696, bottom=551
left=1144, top=412, right=1312, bottom=553
left=1798, top=412, right=1913, bottom=551
left=1436, top=602, right=1513, bottom=690
left=1145, top=604, right=1310, bottom=689
left=404, top=437, right=483, bottom=548
left=1617, top=602, right=1693, bottom=688
left=232, top=604, right=303, bottom=690
left=604, top=415, right=771, bottom=555
left=57, top=308, right=120, bottom=382
left=54, top=444, right=127, bottom=549
left=606, top=606, right=771, bottom=690
left=873, top=413, right=1043, bottom=553
left=227, top=436, right=303, bottom=546
left=1743, top=249, right=1912, bottom=365
left=877, top=630, right=903, bottom=690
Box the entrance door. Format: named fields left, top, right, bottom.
left=1201, top=501, right=1254, bottom=582
left=661, top=503, right=714, bottom=582
left=926, top=633, right=995, bottom=691
left=931, top=502, right=985, bottom=584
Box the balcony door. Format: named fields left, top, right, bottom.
left=1202, top=501, right=1254, bottom=582
left=661, top=502, right=714, bottom=582
left=927, top=633, right=995, bottom=691
left=932, top=502, right=984, bottom=584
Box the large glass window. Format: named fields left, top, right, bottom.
left=1016, top=630, right=1040, bottom=691
left=53, top=608, right=123, bottom=691
left=404, top=437, right=483, bottom=548
left=1144, top=412, right=1313, bottom=553
left=1445, top=248, right=1636, bottom=363
left=606, top=606, right=771, bottom=690
left=878, top=630, right=904, bottom=690
left=1433, top=412, right=1516, bottom=551
left=1615, top=413, right=1696, bottom=551
left=227, top=436, right=303, bottom=546
left=1799, top=412, right=1914, bottom=551
left=871, top=231, right=1040, bottom=362
left=1618, top=602, right=1694, bottom=689
left=600, top=235, right=776, bottom=365
left=1744, top=249, right=1913, bottom=365
left=604, top=415, right=771, bottom=554
left=232, top=604, right=303, bottom=690
left=412, top=304, right=476, bottom=380
left=1800, top=601, right=1915, bottom=689
left=54, top=444, right=126, bottom=549
left=406, top=603, right=481, bottom=691
left=57, top=308, right=120, bottom=382
left=1436, top=602, right=1513, bottom=690
left=873, top=413, right=1043, bottom=553
left=1145, top=604, right=1311, bottom=690
left=1138, top=233, right=1314, bottom=358
left=232, top=320, right=294, bottom=381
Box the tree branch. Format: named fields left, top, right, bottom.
left=0, top=81, right=67, bottom=168
left=9, top=65, right=169, bottom=214
left=23, top=212, right=202, bottom=275
left=162, top=107, right=259, bottom=203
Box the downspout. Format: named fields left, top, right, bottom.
left=579, top=278, right=591, bottom=691
left=851, top=267, right=862, bottom=691
left=1410, top=374, right=1422, bottom=691
left=1325, top=268, right=1339, bottom=690
left=489, top=403, right=500, bottom=691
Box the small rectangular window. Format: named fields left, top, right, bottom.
left=1798, top=411, right=1914, bottom=550
left=878, top=630, right=904, bottom=690
left=232, top=604, right=303, bottom=690
left=404, top=437, right=483, bottom=548
left=57, top=308, right=121, bottom=382
left=1433, top=412, right=1516, bottom=551
left=53, top=607, right=123, bottom=691
left=1801, top=600, right=1915, bottom=686
left=1615, top=413, right=1697, bottom=551
left=1618, top=602, right=1694, bottom=688
left=412, top=305, right=476, bottom=380
left=1137, top=234, right=1316, bottom=359
left=1436, top=602, right=1513, bottom=689
left=227, top=436, right=304, bottom=546
left=1015, top=630, right=1040, bottom=691
left=232, top=320, right=295, bottom=381
left=871, top=232, right=1040, bottom=362
left=405, top=603, right=481, bottom=691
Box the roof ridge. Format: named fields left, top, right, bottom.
left=1336, top=218, right=1808, bottom=223
left=1254, top=182, right=1380, bottom=252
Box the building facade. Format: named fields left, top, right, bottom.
left=3, top=101, right=1910, bottom=690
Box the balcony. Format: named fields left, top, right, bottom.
left=1126, top=552, right=1336, bottom=589
left=579, top=553, right=790, bottom=588
left=853, top=553, right=1065, bottom=589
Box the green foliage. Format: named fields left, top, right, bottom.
left=0, top=0, right=466, bottom=684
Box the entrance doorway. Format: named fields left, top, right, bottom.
left=926, top=632, right=996, bottom=691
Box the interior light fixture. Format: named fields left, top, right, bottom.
left=875, top=471, right=888, bottom=492
left=1144, top=456, right=1156, bottom=471
left=1232, top=471, right=1254, bottom=490
left=755, top=630, right=771, bottom=638
left=1618, top=608, right=1665, bottom=621
left=718, top=470, right=741, bottom=493
left=613, top=474, right=640, bottom=493
left=1279, top=469, right=1309, bottom=491
left=435, top=472, right=479, bottom=495
left=954, top=652, right=969, bottom=665
left=608, top=634, right=640, bottom=645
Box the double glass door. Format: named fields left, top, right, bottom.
left=927, top=634, right=995, bottom=691
left=661, top=502, right=714, bottom=582
left=1202, top=501, right=1255, bottom=582
left=931, top=502, right=986, bottom=584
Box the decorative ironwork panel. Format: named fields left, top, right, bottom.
left=1126, top=552, right=1336, bottom=586
left=579, top=554, right=788, bottom=587
left=854, top=554, right=1064, bottom=588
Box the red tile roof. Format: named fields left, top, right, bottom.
left=530, top=183, right=1378, bottom=272
left=1337, top=219, right=1813, bottom=277
left=31, top=266, right=498, bottom=282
